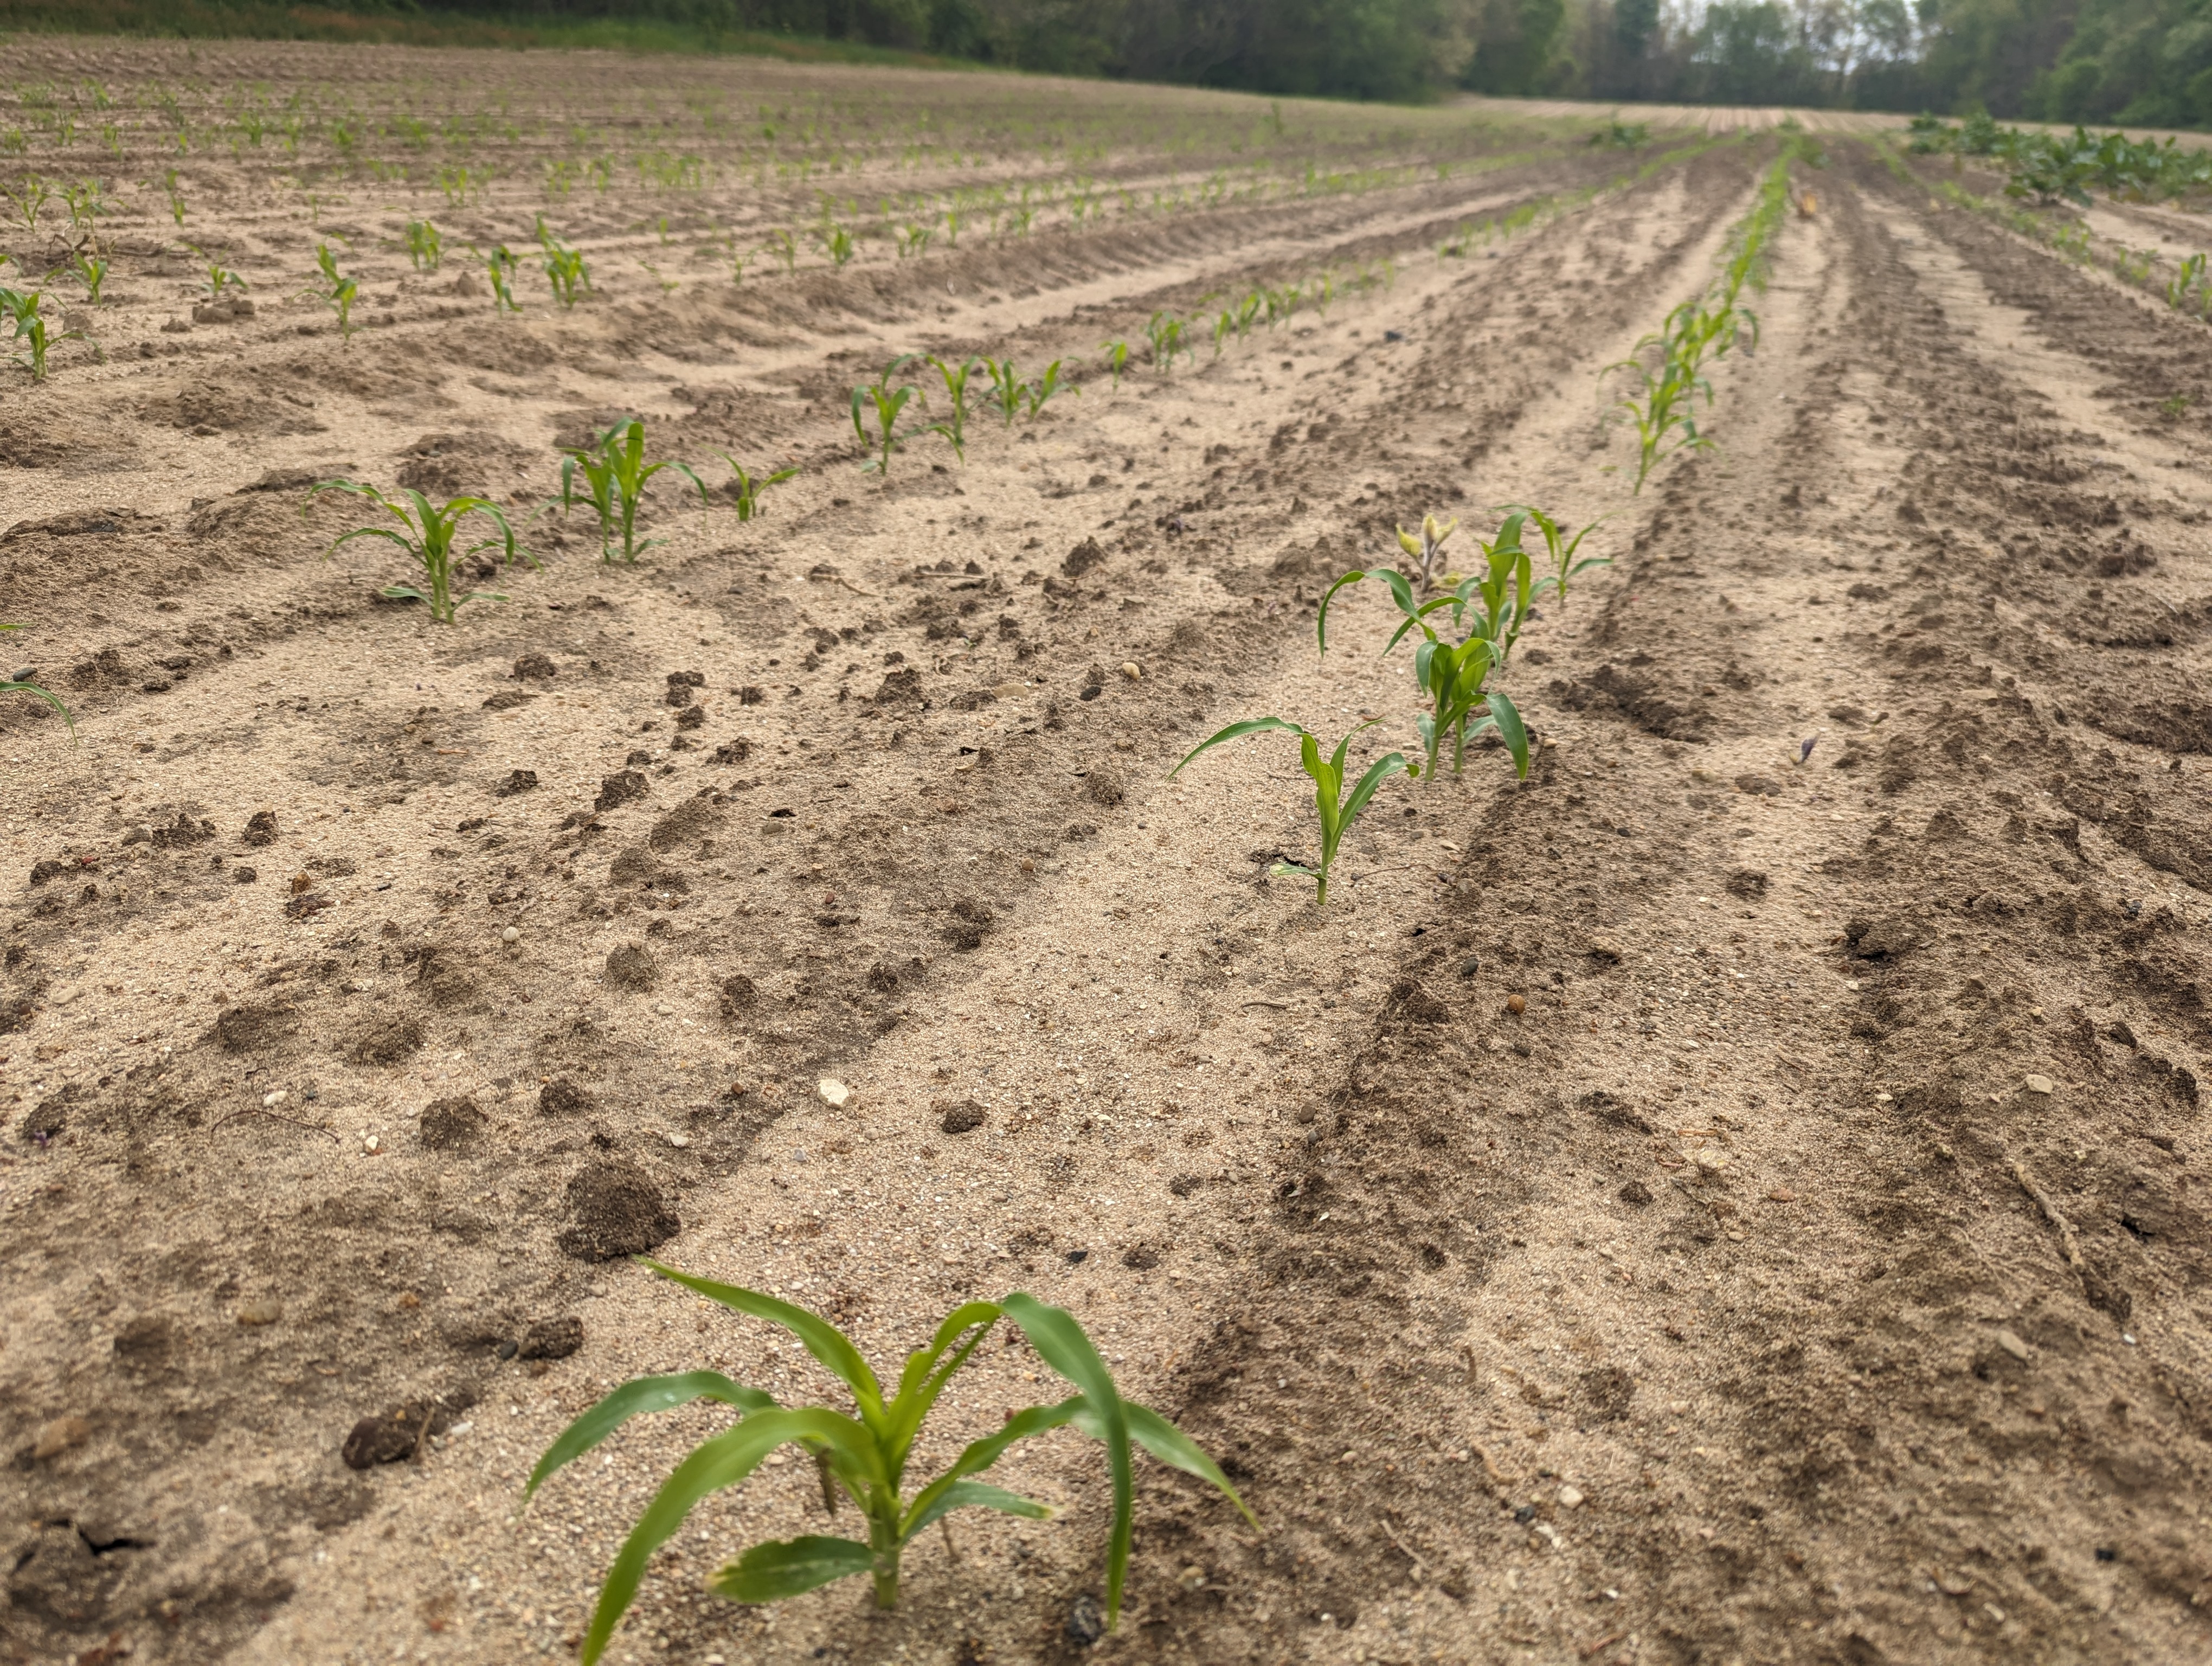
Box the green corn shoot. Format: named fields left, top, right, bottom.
left=821, top=223, right=855, bottom=267
left=1212, top=309, right=1233, bottom=358
left=1505, top=504, right=1610, bottom=612
left=525, top=1261, right=1252, bottom=1666
left=311, top=480, right=532, bottom=625
left=1099, top=338, right=1130, bottom=388
left=924, top=354, right=981, bottom=460
left=1609, top=350, right=1711, bottom=492
left=186, top=246, right=243, bottom=300
left=767, top=229, right=796, bottom=273
left=2167, top=252, right=2207, bottom=312
left=1171, top=718, right=1408, bottom=906
left=560, top=417, right=704, bottom=562
left=851, top=356, right=925, bottom=475
left=303, top=242, right=358, bottom=341
left=1024, top=358, right=1078, bottom=421
left=0, top=624, right=74, bottom=739
left=1318, top=562, right=1531, bottom=783
left=68, top=243, right=107, bottom=303
left=8, top=175, right=52, bottom=230
left=712, top=454, right=799, bottom=521
left=984, top=357, right=1024, bottom=427
left=403, top=218, right=442, bottom=273
left=486, top=245, right=522, bottom=313
left=536, top=217, right=589, bottom=307
left=1144, top=310, right=1191, bottom=374
left=163, top=169, right=184, bottom=226
left=896, top=221, right=932, bottom=259
left=0, top=286, right=79, bottom=381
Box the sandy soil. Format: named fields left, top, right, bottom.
left=4, top=41, right=2210, bottom=1666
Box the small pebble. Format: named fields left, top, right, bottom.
left=1994, top=1328, right=2030, bottom=1362
left=1506, top=994, right=1527, bottom=1015
left=31, top=1415, right=90, bottom=1460
left=653, top=1002, right=674, bottom=1016
left=2023, top=1073, right=2055, bottom=1095
left=819, top=1078, right=851, bottom=1108
left=1556, top=1485, right=1585, bottom=1509
left=262, top=1090, right=288, bottom=1108
left=235, top=1299, right=284, bottom=1326
left=1768, top=1186, right=1797, bottom=1202
left=501, top=926, right=520, bottom=944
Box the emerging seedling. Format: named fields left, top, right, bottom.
left=711, top=453, right=799, bottom=521
left=560, top=417, right=704, bottom=562
left=1099, top=337, right=1130, bottom=388
left=403, top=218, right=442, bottom=273
left=924, top=354, right=981, bottom=459
left=301, top=242, right=358, bottom=341
left=820, top=222, right=856, bottom=267
left=185, top=245, right=245, bottom=300
left=1395, top=511, right=1458, bottom=592
left=1172, top=718, right=1407, bottom=905
left=486, top=245, right=522, bottom=313
left=1504, top=505, right=1610, bottom=612
left=766, top=229, right=796, bottom=273
left=536, top=217, right=589, bottom=307
left=0, top=624, right=74, bottom=738
left=527, top=1264, right=1250, bottom=1666
left=851, top=355, right=930, bottom=476
left=1144, top=310, right=1192, bottom=374
left=67, top=243, right=107, bottom=303
left=310, top=481, right=532, bottom=625
left=1024, top=358, right=1078, bottom=421
left=984, top=357, right=1025, bottom=428
left=0, top=286, right=80, bottom=382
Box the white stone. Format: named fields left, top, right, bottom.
left=2023, top=1074, right=2055, bottom=1095
left=819, top=1078, right=852, bottom=1108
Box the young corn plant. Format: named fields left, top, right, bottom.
left=711, top=454, right=799, bottom=521
left=850, top=356, right=928, bottom=476
left=0, top=624, right=74, bottom=739
left=1, top=287, right=79, bottom=381
left=1098, top=337, right=1130, bottom=389
left=303, top=242, right=358, bottom=341
left=536, top=218, right=589, bottom=307
left=1395, top=511, right=1458, bottom=593
left=984, top=357, right=1025, bottom=427
left=2166, top=252, right=2207, bottom=313
left=924, top=354, right=980, bottom=459
left=186, top=246, right=243, bottom=300
left=561, top=417, right=705, bottom=561
left=766, top=229, right=796, bottom=274
left=1145, top=309, right=1192, bottom=374
left=819, top=222, right=856, bottom=267
left=310, top=480, right=532, bottom=625
left=67, top=242, right=107, bottom=303
left=403, top=217, right=442, bottom=273
left=1171, top=719, right=1407, bottom=905
left=1507, top=505, right=1610, bottom=612
left=525, top=1261, right=1253, bottom=1666
left=1024, top=358, right=1078, bottom=421
left=1317, top=561, right=1530, bottom=784
left=1609, top=349, right=1711, bottom=493
left=486, top=245, right=522, bottom=314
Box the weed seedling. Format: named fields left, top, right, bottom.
left=403, top=218, right=442, bottom=273
left=301, top=242, right=358, bottom=341
left=711, top=454, right=799, bottom=521
left=527, top=1262, right=1250, bottom=1665
left=310, top=480, right=532, bottom=624
left=1172, top=718, right=1407, bottom=904
left=560, top=417, right=704, bottom=562
left=0, top=624, right=74, bottom=738
left=851, top=356, right=926, bottom=475
left=1024, top=358, right=1078, bottom=421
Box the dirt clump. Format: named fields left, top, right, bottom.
left=556, top=1161, right=679, bottom=1260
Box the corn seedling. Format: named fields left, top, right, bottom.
left=282, top=240, right=350, bottom=336
left=1024, top=358, right=1078, bottom=421
left=186, top=246, right=244, bottom=300
left=767, top=229, right=796, bottom=273
left=1171, top=718, right=1408, bottom=905
left=163, top=169, right=185, bottom=226
left=924, top=354, right=980, bottom=460
left=526, top=1261, right=1251, bottom=1665
left=1503, top=505, right=1610, bottom=612
left=560, top=418, right=705, bottom=562
left=820, top=223, right=856, bottom=267
left=1610, top=350, right=1711, bottom=492
left=1, top=286, right=79, bottom=381
left=983, top=357, right=1025, bottom=428
left=437, top=164, right=474, bottom=207
left=0, top=624, right=74, bottom=739
left=1394, top=511, right=1457, bottom=592
left=851, top=357, right=927, bottom=475
left=896, top=221, right=933, bottom=259
left=68, top=242, right=107, bottom=303
left=8, top=175, right=52, bottom=230
left=1099, top=338, right=1130, bottom=388
left=1317, top=553, right=1531, bottom=784
left=711, top=454, right=799, bottom=521
left=62, top=178, right=101, bottom=233
left=1145, top=310, right=1192, bottom=374
left=2167, top=252, right=2207, bottom=311
left=486, top=245, right=522, bottom=314
left=310, top=480, right=531, bottom=625
left=403, top=218, right=442, bottom=273
left=536, top=218, right=589, bottom=307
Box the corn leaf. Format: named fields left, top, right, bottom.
left=525, top=1370, right=775, bottom=1501
left=707, top=1536, right=876, bottom=1604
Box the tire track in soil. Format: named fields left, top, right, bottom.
left=0, top=155, right=1760, bottom=1665
left=1152, top=152, right=2212, bottom=1666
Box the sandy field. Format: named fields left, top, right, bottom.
left=3, top=39, right=2210, bottom=1666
